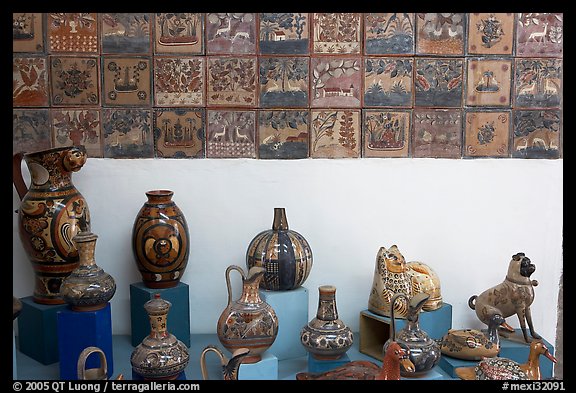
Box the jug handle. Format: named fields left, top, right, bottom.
left=77, top=346, right=107, bottom=380
left=225, top=265, right=246, bottom=308
left=389, top=293, right=408, bottom=342
left=13, top=152, right=27, bottom=200
left=200, top=345, right=226, bottom=380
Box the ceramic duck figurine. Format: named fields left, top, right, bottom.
left=200, top=345, right=250, bottom=380
left=440, top=313, right=505, bottom=360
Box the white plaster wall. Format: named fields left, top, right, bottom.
left=13, top=158, right=563, bottom=346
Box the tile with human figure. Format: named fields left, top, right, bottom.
left=13, top=13, right=44, bottom=53
left=13, top=56, right=49, bottom=107
left=154, top=13, right=204, bottom=54
left=310, top=110, right=360, bottom=158
left=259, top=13, right=309, bottom=55
left=514, top=58, right=562, bottom=108
left=310, top=57, right=361, bottom=108
left=258, top=110, right=309, bottom=159
left=154, top=57, right=205, bottom=107
left=206, top=110, right=256, bottom=158
left=412, top=109, right=462, bottom=158
left=102, top=108, right=153, bottom=158
left=364, top=57, right=413, bottom=107
left=465, top=58, right=512, bottom=107
left=312, top=13, right=361, bottom=54
left=414, top=58, right=463, bottom=107
left=207, top=57, right=257, bottom=107
left=206, top=13, right=256, bottom=54
left=512, top=110, right=560, bottom=159
left=516, top=13, right=562, bottom=57
left=47, top=13, right=98, bottom=53
left=13, top=109, right=51, bottom=154
left=50, top=56, right=99, bottom=106
left=102, top=57, right=151, bottom=107
left=364, top=13, right=415, bottom=55
left=101, top=13, right=151, bottom=54
left=464, top=110, right=510, bottom=158
left=153, top=108, right=204, bottom=158
left=467, top=13, right=514, bottom=55
left=416, top=13, right=466, bottom=55
left=51, top=109, right=102, bottom=158
left=363, top=110, right=411, bottom=158
left=259, top=57, right=308, bottom=108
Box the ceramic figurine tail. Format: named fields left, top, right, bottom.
left=468, top=295, right=477, bottom=310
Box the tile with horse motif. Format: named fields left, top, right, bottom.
left=463, top=110, right=511, bottom=158
left=310, top=57, right=361, bottom=108
left=415, top=13, right=466, bottom=55
left=206, top=110, right=256, bottom=158
left=514, top=58, right=562, bottom=108
left=206, top=13, right=256, bottom=54
left=153, top=108, right=204, bottom=158
left=154, top=13, right=204, bottom=54
left=516, top=13, right=563, bottom=57
left=154, top=57, right=205, bottom=107
left=47, top=13, right=98, bottom=53
left=310, top=110, right=360, bottom=158
left=364, top=57, right=413, bottom=107
left=207, top=56, right=257, bottom=107
left=259, top=13, right=309, bottom=55
left=49, top=56, right=99, bottom=106
left=512, top=110, right=560, bottom=159
left=414, top=58, right=463, bottom=108
left=51, top=109, right=102, bottom=157
left=13, top=109, right=51, bottom=154
left=259, top=57, right=309, bottom=108
left=102, top=108, right=153, bottom=158
left=312, top=13, right=362, bottom=54
left=412, top=109, right=462, bottom=158
left=13, top=56, right=49, bottom=107
left=362, top=109, right=411, bottom=158
left=467, top=13, right=514, bottom=55
left=102, top=56, right=152, bottom=107
left=465, top=58, right=512, bottom=107
left=258, top=110, right=309, bottom=159
left=13, top=13, right=44, bottom=53
left=101, top=13, right=151, bottom=54
left=364, top=13, right=415, bottom=55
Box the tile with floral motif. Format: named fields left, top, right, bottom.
left=258, top=110, right=309, bottom=159
left=13, top=109, right=51, bottom=154
left=51, top=109, right=102, bottom=157
left=467, top=13, right=514, bottom=55
left=312, top=13, right=361, bottom=54
left=310, top=110, right=360, bottom=158
left=13, top=13, right=44, bottom=53
left=207, top=57, right=257, bottom=107
left=47, top=13, right=98, bottom=53
left=414, top=58, right=463, bottom=107
left=259, top=13, right=309, bottom=55
left=516, top=13, right=563, bottom=57
left=153, top=108, right=204, bottom=158
left=101, top=13, right=151, bottom=54
left=464, top=110, right=510, bottom=158
left=102, top=57, right=151, bottom=107
left=13, top=56, right=49, bottom=107
left=364, top=58, right=413, bottom=107
left=50, top=56, right=99, bottom=106
left=412, top=109, right=462, bottom=158
left=512, top=110, right=560, bottom=159
left=364, top=13, right=415, bottom=55
left=154, top=57, right=205, bottom=107
left=415, top=13, right=465, bottom=55
left=363, top=110, right=411, bottom=158
left=514, top=58, right=562, bottom=108
left=102, top=109, right=153, bottom=158
left=154, top=13, right=204, bottom=55
left=465, top=58, right=512, bottom=107
left=310, top=57, right=361, bottom=108
left=206, top=110, right=256, bottom=158
left=206, top=13, right=256, bottom=54
left=259, top=57, right=309, bottom=108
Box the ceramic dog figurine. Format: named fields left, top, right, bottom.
left=468, top=253, right=540, bottom=343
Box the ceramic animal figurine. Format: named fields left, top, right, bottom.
left=200, top=345, right=250, bottom=380
left=468, top=252, right=540, bottom=343
left=440, top=313, right=504, bottom=360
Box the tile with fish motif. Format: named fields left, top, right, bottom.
left=310, top=57, right=361, bottom=108
left=51, top=109, right=102, bottom=157
left=364, top=13, right=415, bottom=55
left=13, top=109, right=51, bottom=154
left=312, top=13, right=361, bottom=54
left=414, top=58, right=463, bottom=108
left=13, top=56, right=49, bottom=107
left=364, top=57, right=413, bottom=107
left=50, top=56, right=99, bottom=106
left=153, top=108, right=204, bottom=158
left=13, top=13, right=44, bottom=53
left=516, top=13, right=563, bottom=57
left=258, top=110, right=309, bottom=159
left=154, top=57, right=204, bottom=107
left=465, top=58, right=512, bottom=107
left=362, top=110, right=411, bottom=158
left=412, top=109, right=462, bottom=158
left=463, top=110, right=510, bottom=158
left=207, top=57, right=257, bottom=107
left=415, top=13, right=465, bottom=55
left=514, top=58, right=562, bottom=108
left=102, top=56, right=151, bottom=107
left=259, top=57, right=308, bottom=108
left=512, top=110, right=560, bottom=159
left=102, top=109, right=153, bottom=158
left=259, top=13, right=309, bottom=55
left=154, top=13, right=204, bottom=54
left=206, top=110, right=256, bottom=158
left=47, top=13, right=98, bottom=53
left=101, top=13, right=151, bottom=54
left=310, top=110, right=360, bottom=158
left=467, top=13, right=514, bottom=55
left=206, top=13, right=256, bottom=54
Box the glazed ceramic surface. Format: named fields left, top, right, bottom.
left=13, top=296, right=22, bottom=320
left=200, top=345, right=250, bottom=380
left=77, top=346, right=108, bottom=380
left=440, top=329, right=500, bottom=361
left=405, top=261, right=442, bottom=311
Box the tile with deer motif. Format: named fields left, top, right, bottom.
left=13, top=56, right=49, bottom=107
left=312, top=13, right=361, bottom=54
left=206, top=110, right=256, bottom=158
left=463, top=110, right=510, bottom=158
left=512, top=110, right=560, bottom=159
left=310, top=57, right=361, bottom=108
left=259, top=57, right=309, bottom=108
left=102, top=56, right=151, bottom=107
left=47, top=13, right=98, bottom=53
left=310, top=110, right=360, bottom=158
left=13, top=109, right=51, bottom=154
left=465, top=58, right=512, bottom=107
left=50, top=56, right=99, bottom=106
left=414, top=58, right=463, bottom=107
left=467, top=13, right=514, bottom=55
left=102, top=108, right=153, bottom=158
left=412, top=109, right=462, bottom=158
left=206, top=13, right=256, bottom=54
left=154, top=57, right=205, bottom=107
left=259, top=13, right=309, bottom=55
left=101, top=13, right=151, bottom=54
left=51, top=109, right=102, bottom=157
left=362, top=110, right=411, bottom=158
left=13, top=13, right=44, bottom=53
left=207, top=56, right=257, bottom=107
left=258, top=110, right=309, bottom=159
left=415, top=13, right=466, bottom=55
left=153, top=13, right=204, bottom=54
left=514, top=58, right=562, bottom=108
left=364, top=57, right=413, bottom=107
left=153, top=108, right=204, bottom=158
left=364, top=13, right=415, bottom=55
left=516, top=13, right=563, bottom=57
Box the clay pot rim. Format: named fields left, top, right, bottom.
left=146, top=190, right=174, bottom=197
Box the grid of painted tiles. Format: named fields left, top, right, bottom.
left=13, top=13, right=562, bottom=159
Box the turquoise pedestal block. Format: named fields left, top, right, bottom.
left=402, top=366, right=447, bottom=380
left=130, top=282, right=190, bottom=347
left=57, top=303, right=114, bottom=380
left=239, top=352, right=278, bottom=380
left=307, top=353, right=350, bottom=373
left=17, top=296, right=68, bottom=365
left=259, top=286, right=308, bottom=360
left=13, top=328, right=17, bottom=380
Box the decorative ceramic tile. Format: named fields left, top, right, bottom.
left=412, top=109, right=462, bottom=158
left=101, top=13, right=151, bottom=54
left=13, top=56, right=49, bottom=107
left=259, top=13, right=309, bottom=55
left=153, top=108, right=204, bottom=158
left=13, top=13, right=44, bottom=53
left=206, top=110, right=256, bottom=158
left=102, top=56, right=151, bottom=106
left=362, top=110, right=411, bottom=158
left=258, top=110, right=309, bottom=159
left=310, top=57, right=361, bottom=108
left=51, top=109, right=102, bottom=157
left=102, top=108, right=153, bottom=158
left=516, top=13, right=563, bottom=57
left=207, top=57, right=257, bottom=107
left=154, top=13, right=204, bottom=54
left=154, top=57, right=205, bottom=107
left=364, top=13, right=415, bottom=55
left=206, top=13, right=256, bottom=54
left=415, top=13, right=465, bottom=55
left=467, top=13, right=514, bottom=55
left=414, top=58, right=463, bottom=107
left=514, top=58, right=562, bottom=108
left=50, top=56, right=99, bottom=106
left=512, top=110, right=560, bottom=159
left=13, top=109, right=51, bottom=154
left=259, top=57, right=309, bottom=108
left=464, top=110, right=510, bottom=158
left=364, top=57, right=413, bottom=107
left=47, top=13, right=98, bottom=53
left=310, top=110, right=360, bottom=158
left=465, top=58, right=512, bottom=107
left=312, top=13, right=361, bottom=54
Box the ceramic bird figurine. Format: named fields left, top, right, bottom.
left=440, top=313, right=505, bottom=360
left=200, top=345, right=250, bottom=380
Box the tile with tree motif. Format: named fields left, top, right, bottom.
left=463, top=110, right=510, bottom=158
left=514, top=58, right=562, bottom=108
left=47, top=13, right=98, bottom=53
left=259, top=13, right=309, bottom=55
left=102, top=108, right=153, bottom=158
left=154, top=57, right=205, bottom=107
left=50, top=56, right=99, bottom=106
left=364, top=57, right=413, bottom=107
left=312, top=13, right=361, bottom=54
left=364, top=13, right=415, bottom=55
left=516, top=13, right=562, bottom=57
left=13, top=13, right=44, bottom=53
left=154, top=13, right=204, bottom=54
left=310, top=57, right=361, bottom=108
left=310, top=110, right=360, bottom=158
left=414, top=58, right=463, bottom=107
left=363, top=110, right=411, bottom=158
left=206, top=13, right=256, bottom=54
left=101, top=13, right=151, bottom=54
left=13, top=109, right=51, bottom=154
left=153, top=108, right=204, bottom=158
left=412, top=109, right=462, bottom=158
left=465, top=58, right=512, bottom=107
left=258, top=110, right=309, bottom=159
left=13, top=56, right=49, bottom=107
left=102, top=56, right=151, bottom=107
left=415, top=13, right=465, bottom=55
left=51, top=109, right=102, bottom=157
left=207, top=57, right=257, bottom=107
left=259, top=57, right=308, bottom=108
left=512, top=110, right=560, bottom=159
left=467, top=13, right=514, bottom=55
left=206, top=110, right=256, bottom=158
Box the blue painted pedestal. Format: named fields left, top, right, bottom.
left=238, top=353, right=279, bottom=380
left=307, top=353, right=350, bottom=373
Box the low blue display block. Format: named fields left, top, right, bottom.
left=307, top=353, right=350, bottom=373
left=130, top=282, right=190, bottom=347
left=259, top=286, right=308, bottom=360
left=402, top=366, right=448, bottom=380
left=132, top=371, right=187, bottom=380
left=17, top=296, right=68, bottom=365
left=239, top=352, right=278, bottom=380
left=57, top=303, right=114, bottom=380
left=13, top=327, right=17, bottom=380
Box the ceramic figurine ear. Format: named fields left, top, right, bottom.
left=390, top=245, right=399, bottom=252
left=379, top=246, right=388, bottom=253
left=512, top=252, right=525, bottom=261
